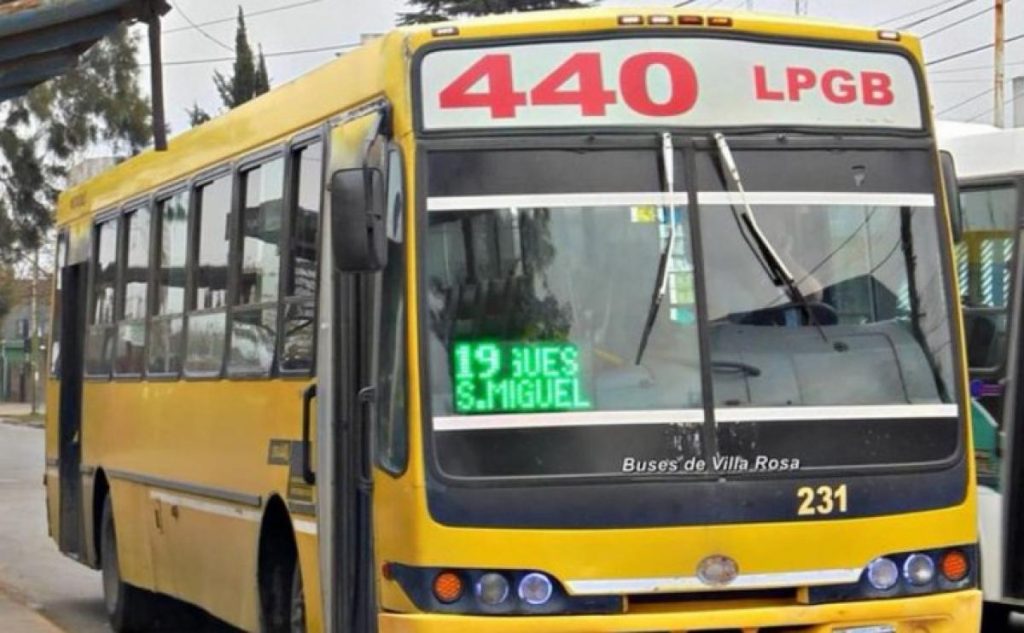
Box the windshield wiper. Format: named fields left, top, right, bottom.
left=636, top=132, right=677, bottom=365
left=713, top=132, right=827, bottom=341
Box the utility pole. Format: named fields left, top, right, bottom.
left=29, top=249, right=38, bottom=415
left=143, top=1, right=171, bottom=151
left=995, top=0, right=1006, bottom=127
left=795, top=0, right=808, bottom=15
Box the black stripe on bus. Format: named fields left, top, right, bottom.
left=105, top=468, right=262, bottom=508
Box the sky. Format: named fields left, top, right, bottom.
left=132, top=0, right=1023, bottom=135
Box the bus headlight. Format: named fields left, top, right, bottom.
left=475, top=572, right=510, bottom=605
left=903, top=553, right=936, bottom=585
left=866, top=557, right=899, bottom=590
left=808, top=545, right=977, bottom=605
left=518, top=572, right=554, bottom=605
left=386, top=563, right=622, bottom=615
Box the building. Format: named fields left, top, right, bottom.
left=1, top=278, right=50, bottom=404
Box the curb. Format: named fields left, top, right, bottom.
left=0, top=585, right=65, bottom=633
left=0, top=417, right=44, bottom=429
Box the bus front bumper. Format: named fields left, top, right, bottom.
left=378, top=589, right=981, bottom=632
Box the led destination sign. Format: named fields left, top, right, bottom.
left=453, top=341, right=592, bottom=414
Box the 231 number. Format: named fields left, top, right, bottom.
left=438, top=52, right=699, bottom=119
left=796, top=484, right=848, bottom=516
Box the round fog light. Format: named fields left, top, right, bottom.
left=475, top=572, right=510, bottom=605
left=518, top=572, right=554, bottom=605
left=866, top=557, right=899, bottom=590
left=903, top=553, right=936, bottom=585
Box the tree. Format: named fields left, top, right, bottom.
left=0, top=25, right=151, bottom=263
left=399, top=0, right=592, bottom=24
left=186, top=102, right=212, bottom=127
left=213, top=7, right=270, bottom=109
left=255, top=46, right=270, bottom=96
left=0, top=264, right=15, bottom=325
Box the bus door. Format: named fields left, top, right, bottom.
left=317, top=104, right=390, bottom=633
left=1001, top=206, right=1024, bottom=602
left=56, top=230, right=89, bottom=558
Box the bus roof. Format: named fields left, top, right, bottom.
left=58, top=7, right=923, bottom=226
left=938, top=119, right=1024, bottom=181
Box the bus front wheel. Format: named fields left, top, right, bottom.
left=100, top=495, right=154, bottom=632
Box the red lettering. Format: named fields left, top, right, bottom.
left=620, top=52, right=698, bottom=116
left=786, top=67, right=817, bottom=101
left=753, top=65, right=784, bottom=101
left=862, top=71, right=894, bottom=106
left=530, top=53, right=617, bottom=116
left=438, top=54, right=527, bottom=118
left=821, top=69, right=857, bottom=104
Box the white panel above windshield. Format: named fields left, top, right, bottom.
left=419, top=38, right=923, bottom=131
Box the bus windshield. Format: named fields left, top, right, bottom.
left=423, top=143, right=960, bottom=479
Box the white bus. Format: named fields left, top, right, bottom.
left=940, top=120, right=1024, bottom=628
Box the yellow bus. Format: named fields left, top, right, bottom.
left=45, top=7, right=981, bottom=632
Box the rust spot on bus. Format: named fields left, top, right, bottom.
left=70, top=193, right=86, bottom=208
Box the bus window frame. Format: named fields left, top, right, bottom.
left=957, top=175, right=1024, bottom=379
left=408, top=31, right=933, bottom=140
left=227, top=145, right=286, bottom=379
left=49, top=230, right=69, bottom=379
left=84, top=207, right=122, bottom=381
left=278, top=126, right=327, bottom=379
left=111, top=193, right=155, bottom=381
left=182, top=164, right=235, bottom=381
left=146, top=181, right=191, bottom=381
left=411, top=133, right=969, bottom=527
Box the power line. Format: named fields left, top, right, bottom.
left=967, top=94, right=1016, bottom=122
left=920, top=0, right=1007, bottom=39
left=930, top=59, right=1024, bottom=74
left=936, top=86, right=995, bottom=115
left=169, top=1, right=233, bottom=52
left=927, top=33, right=1024, bottom=66
left=874, top=0, right=965, bottom=27
left=898, top=0, right=976, bottom=30
left=142, top=42, right=361, bottom=68
left=164, top=0, right=324, bottom=35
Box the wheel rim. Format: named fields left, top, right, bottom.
left=289, top=564, right=306, bottom=633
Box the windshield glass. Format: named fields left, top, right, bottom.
left=424, top=144, right=960, bottom=480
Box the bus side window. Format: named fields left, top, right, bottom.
left=84, top=218, right=119, bottom=377
left=184, top=175, right=232, bottom=377
left=113, top=205, right=151, bottom=377
left=228, top=157, right=285, bottom=377
left=149, top=190, right=189, bottom=376
left=50, top=232, right=67, bottom=378
left=280, top=141, right=322, bottom=374
left=377, top=147, right=408, bottom=475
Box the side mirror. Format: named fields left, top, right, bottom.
left=940, top=150, right=963, bottom=243
left=330, top=167, right=387, bottom=272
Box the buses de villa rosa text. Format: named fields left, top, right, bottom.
left=622, top=454, right=801, bottom=474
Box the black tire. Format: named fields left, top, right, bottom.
left=262, top=553, right=306, bottom=633
left=982, top=601, right=1012, bottom=633
left=100, top=495, right=154, bottom=633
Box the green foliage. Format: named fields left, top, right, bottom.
left=0, top=25, right=151, bottom=263
left=399, top=0, right=592, bottom=24
left=255, top=46, right=270, bottom=96
left=0, top=265, right=14, bottom=325
left=186, top=102, right=212, bottom=127
left=213, top=7, right=270, bottom=109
